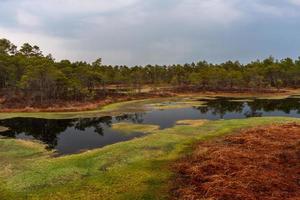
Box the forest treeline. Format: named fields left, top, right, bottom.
left=1, top=38, right=300, bottom=104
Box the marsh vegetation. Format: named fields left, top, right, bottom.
left=1, top=117, right=299, bottom=200
left=2, top=96, right=300, bottom=155
left=2, top=38, right=300, bottom=111
left=1, top=38, right=300, bottom=199
left=172, top=123, right=300, bottom=200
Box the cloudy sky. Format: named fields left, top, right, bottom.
left=0, top=0, right=300, bottom=65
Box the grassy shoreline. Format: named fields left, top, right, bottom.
left=1, top=91, right=300, bottom=120
left=0, top=117, right=299, bottom=199
left=0, top=99, right=154, bottom=120
left=0, top=97, right=207, bottom=120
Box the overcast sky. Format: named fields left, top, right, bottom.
left=1, top=0, right=300, bottom=65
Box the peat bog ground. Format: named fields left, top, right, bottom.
left=172, top=123, right=300, bottom=200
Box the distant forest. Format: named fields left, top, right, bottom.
left=1, top=38, right=300, bottom=104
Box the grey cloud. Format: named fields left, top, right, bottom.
left=0, top=0, right=300, bottom=65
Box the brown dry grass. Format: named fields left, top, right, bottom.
left=0, top=93, right=171, bottom=112
left=2, top=87, right=299, bottom=112
left=171, top=123, right=300, bottom=200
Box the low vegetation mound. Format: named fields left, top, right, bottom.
left=176, top=119, right=208, bottom=127
left=0, top=126, right=8, bottom=132
left=112, top=122, right=160, bottom=134
left=171, top=123, right=300, bottom=200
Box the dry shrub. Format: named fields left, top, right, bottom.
left=171, top=123, right=300, bottom=200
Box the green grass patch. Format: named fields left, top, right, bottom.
left=0, top=97, right=191, bottom=120
left=176, top=119, right=208, bottom=127
left=256, top=95, right=291, bottom=100
left=0, top=117, right=299, bottom=199
left=1, top=93, right=297, bottom=120
left=0, top=100, right=148, bottom=120
left=149, top=100, right=206, bottom=110
left=112, top=123, right=160, bottom=134
left=228, top=99, right=254, bottom=102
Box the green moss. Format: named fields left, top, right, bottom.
left=0, top=99, right=153, bottom=120
left=149, top=100, right=206, bottom=110
left=228, top=99, right=254, bottom=102
left=256, top=95, right=291, bottom=100
left=0, top=97, right=206, bottom=120
left=112, top=123, right=160, bottom=134
left=0, top=117, right=299, bottom=199
left=0, top=139, right=51, bottom=179
left=176, top=119, right=208, bottom=127
left=1, top=93, right=296, bottom=120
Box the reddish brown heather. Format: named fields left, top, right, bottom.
left=171, top=123, right=300, bottom=200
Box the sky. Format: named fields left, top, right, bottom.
left=0, top=0, right=300, bottom=65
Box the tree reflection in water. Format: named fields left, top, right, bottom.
left=0, top=118, right=73, bottom=149
left=74, top=116, right=113, bottom=136
left=115, top=113, right=146, bottom=124
left=1, top=97, right=300, bottom=152
left=0, top=113, right=147, bottom=150
left=196, top=98, right=244, bottom=118
left=195, top=97, right=300, bottom=118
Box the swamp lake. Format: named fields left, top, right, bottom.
left=1, top=96, right=300, bottom=154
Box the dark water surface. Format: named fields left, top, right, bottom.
left=1, top=96, right=300, bottom=155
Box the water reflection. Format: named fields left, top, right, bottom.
left=196, top=99, right=244, bottom=118
left=196, top=97, right=300, bottom=118
left=74, top=117, right=112, bottom=136
left=0, top=114, right=145, bottom=153
left=0, top=118, right=73, bottom=149
left=247, top=98, right=300, bottom=114
left=1, top=97, right=300, bottom=154
left=115, top=113, right=145, bottom=123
